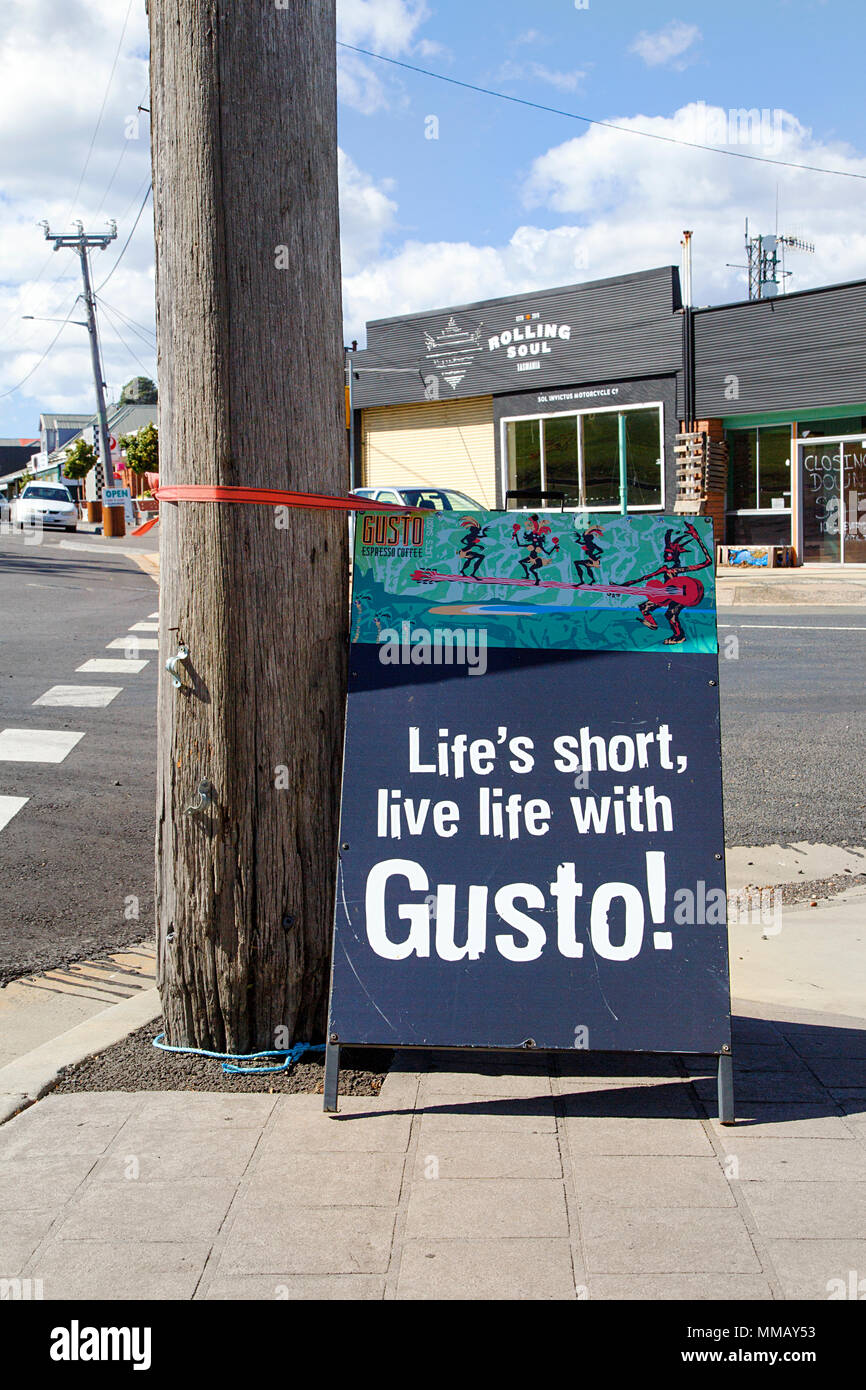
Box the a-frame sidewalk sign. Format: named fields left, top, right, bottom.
left=325, top=506, right=734, bottom=1122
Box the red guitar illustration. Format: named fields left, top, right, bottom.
left=411, top=569, right=704, bottom=609
left=625, top=521, right=713, bottom=644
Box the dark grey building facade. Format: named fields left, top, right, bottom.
left=350, top=266, right=866, bottom=564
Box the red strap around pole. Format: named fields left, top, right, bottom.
left=154, top=484, right=416, bottom=513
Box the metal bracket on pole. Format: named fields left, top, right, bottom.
left=184, top=779, right=213, bottom=817
left=323, top=1040, right=341, bottom=1113
left=165, top=644, right=189, bottom=688
left=718, top=1051, right=735, bottom=1125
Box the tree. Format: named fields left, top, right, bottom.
left=149, top=0, right=348, bottom=1051
left=62, top=438, right=97, bottom=481
left=120, top=376, right=158, bottom=405
left=118, top=422, right=159, bottom=475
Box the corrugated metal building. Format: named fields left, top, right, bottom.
left=349, top=266, right=866, bottom=565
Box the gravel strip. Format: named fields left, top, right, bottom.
left=51, top=1023, right=392, bottom=1097
left=735, top=872, right=866, bottom=908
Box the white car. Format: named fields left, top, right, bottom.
left=11, top=483, right=78, bottom=532
left=352, top=486, right=481, bottom=512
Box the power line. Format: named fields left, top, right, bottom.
left=66, top=0, right=137, bottom=218
left=0, top=269, right=81, bottom=348
left=0, top=27, right=145, bottom=343
left=95, top=85, right=152, bottom=217
left=0, top=297, right=84, bottom=401
left=337, top=42, right=866, bottom=183
left=97, top=295, right=156, bottom=349
left=94, top=183, right=153, bottom=293
left=97, top=297, right=156, bottom=377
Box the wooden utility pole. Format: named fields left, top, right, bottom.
left=148, top=0, right=348, bottom=1050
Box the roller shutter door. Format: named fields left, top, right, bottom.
left=361, top=396, right=496, bottom=508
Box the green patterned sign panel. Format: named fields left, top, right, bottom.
left=351, top=510, right=717, bottom=656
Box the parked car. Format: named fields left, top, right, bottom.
left=11, top=483, right=78, bottom=532
left=352, top=485, right=481, bottom=511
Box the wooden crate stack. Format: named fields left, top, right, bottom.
left=674, top=428, right=728, bottom=544
left=674, top=431, right=704, bottom=513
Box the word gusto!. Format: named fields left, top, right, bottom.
left=364, top=852, right=669, bottom=964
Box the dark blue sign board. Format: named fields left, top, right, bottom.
left=325, top=510, right=733, bottom=1117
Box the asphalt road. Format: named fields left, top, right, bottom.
left=718, top=607, right=866, bottom=847
left=0, top=528, right=159, bottom=982
left=0, top=527, right=864, bottom=981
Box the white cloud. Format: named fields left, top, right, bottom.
left=415, top=39, right=452, bottom=61
left=337, top=50, right=398, bottom=116
left=497, top=60, right=587, bottom=94
left=343, top=103, right=866, bottom=339
left=336, top=0, right=433, bottom=112
left=342, top=229, right=594, bottom=343
left=630, top=21, right=700, bottom=70
left=337, top=0, right=429, bottom=54
left=0, top=0, right=154, bottom=422
left=339, top=151, right=399, bottom=275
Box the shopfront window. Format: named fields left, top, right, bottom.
left=801, top=436, right=866, bottom=563
left=757, top=427, right=792, bottom=510
left=625, top=408, right=663, bottom=508
left=842, top=441, right=866, bottom=564
left=505, top=419, right=541, bottom=496
left=797, top=416, right=866, bottom=438
left=582, top=412, right=620, bottom=506
left=542, top=415, right=581, bottom=506
left=729, top=429, right=758, bottom=511
left=801, top=440, right=841, bottom=563
left=726, top=425, right=792, bottom=546
left=504, top=403, right=663, bottom=510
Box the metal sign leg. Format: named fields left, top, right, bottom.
left=717, top=1052, right=735, bottom=1125
left=323, top=1042, right=341, bottom=1113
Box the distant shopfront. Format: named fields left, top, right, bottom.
left=352, top=267, right=683, bottom=517
left=693, top=278, right=866, bottom=565
left=351, top=267, right=866, bottom=564
left=724, top=409, right=866, bottom=563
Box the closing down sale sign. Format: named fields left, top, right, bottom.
left=327, top=509, right=731, bottom=1056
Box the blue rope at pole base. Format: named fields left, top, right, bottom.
left=152, top=1033, right=325, bottom=1075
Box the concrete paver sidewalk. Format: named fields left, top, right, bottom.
left=716, top=564, right=866, bottom=606
left=2, top=1001, right=865, bottom=1301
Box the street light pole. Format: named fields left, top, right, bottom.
left=40, top=221, right=117, bottom=488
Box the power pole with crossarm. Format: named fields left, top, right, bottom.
left=41, top=221, right=117, bottom=489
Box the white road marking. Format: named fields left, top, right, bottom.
left=58, top=540, right=150, bottom=559
left=77, top=658, right=149, bottom=674
left=128, top=621, right=158, bottom=631
left=34, top=685, right=122, bottom=708
left=106, top=636, right=159, bottom=650
left=718, top=623, right=866, bottom=631
left=0, top=728, right=85, bottom=763
left=0, top=796, right=28, bottom=832
left=147, top=612, right=158, bottom=620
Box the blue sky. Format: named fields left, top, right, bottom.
left=1, top=0, right=863, bottom=437
left=339, top=0, right=859, bottom=252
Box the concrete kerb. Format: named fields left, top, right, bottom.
left=716, top=566, right=866, bottom=607
left=0, top=987, right=161, bottom=1124
left=132, top=552, right=159, bottom=581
